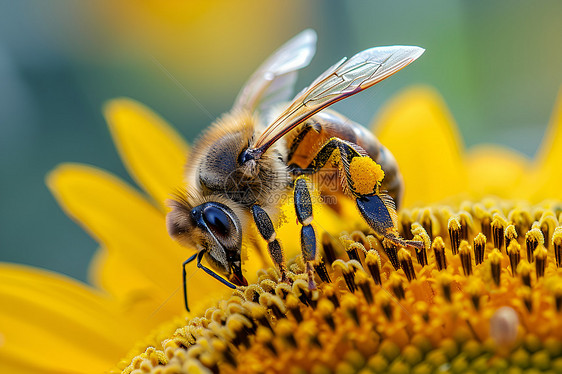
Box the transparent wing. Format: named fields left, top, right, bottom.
left=233, top=29, right=317, bottom=113
left=251, top=45, right=425, bottom=154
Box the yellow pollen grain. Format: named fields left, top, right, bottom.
left=349, top=156, right=385, bottom=195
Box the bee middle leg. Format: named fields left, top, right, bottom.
left=251, top=205, right=288, bottom=282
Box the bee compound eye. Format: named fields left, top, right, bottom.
left=202, top=205, right=232, bottom=238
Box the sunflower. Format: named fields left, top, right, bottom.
left=1, top=86, right=561, bottom=373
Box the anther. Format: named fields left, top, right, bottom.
left=365, top=250, right=382, bottom=285
left=274, top=283, right=292, bottom=300
left=505, top=224, right=518, bottom=249
left=355, top=270, right=374, bottom=304
left=226, top=314, right=254, bottom=347
left=350, top=230, right=368, bottom=246
left=276, top=319, right=298, bottom=348
left=390, top=273, right=405, bottom=300
left=459, top=211, right=473, bottom=241
left=377, top=292, right=393, bottom=321
left=489, top=249, right=502, bottom=287
left=259, top=293, right=286, bottom=320
left=245, top=302, right=273, bottom=331
left=474, top=205, right=492, bottom=243
left=341, top=293, right=360, bottom=325
left=292, top=279, right=313, bottom=307
left=381, top=239, right=400, bottom=270
left=459, top=240, right=473, bottom=276
left=534, top=244, right=547, bottom=279
left=313, top=259, right=331, bottom=283
left=473, top=233, right=486, bottom=265
left=245, top=284, right=264, bottom=303
left=491, top=214, right=507, bottom=251
left=398, top=248, right=416, bottom=281
left=321, top=232, right=338, bottom=266
left=411, top=225, right=429, bottom=266
left=420, top=208, right=436, bottom=240
left=448, top=217, right=461, bottom=255
left=255, top=327, right=277, bottom=355
left=284, top=294, right=303, bottom=323
left=432, top=236, right=447, bottom=271
left=323, top=284, right=340, bottom=308
left=317, top=298, right=336, bottom=330
left=466, top=278, right=484, bottom=310
left=346, top=242, right=364, bottom=263
left=507, top=240, right=521, bottom=276
left=554, top=283, right=562, bottom=312
left=553, top=227, right=562, bottom=267
left=526, top=228, right=544, bottom=263
left=508, top=208, right=532, bottom=235
left=400, top=210, right=414, bottom=240
left=259, top=279, right=277, bottom=294
left=439, top=272, right=453, bottom=302
left=518, top=260, right=532, bottom=288
left=539, top=212, right=558, bottom=248
left=520, top=287, right=533, bottom=313
left=332, top=259, right=357, bottom=293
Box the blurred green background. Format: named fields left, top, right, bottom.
left=1, top=0, right=562, bottom=283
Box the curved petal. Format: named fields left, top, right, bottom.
left=372, top=87, right=467, bottom=207
left=47, top=164, right=228, bottom=317
left=0, top=264, right=140, bottom=374
left=528, top=87, right=562, bottom=201
left=465, top=145, right=530, bottom=200
left=104, top=98, right=189, bottom=209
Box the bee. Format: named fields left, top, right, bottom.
left=166, top=30, right=424, bottom=311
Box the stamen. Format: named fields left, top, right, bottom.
left=292, top=279, right=314, bottom=307
left=507, top=240, right=521, bottom=276
left=491, top=214, right=507, bottom=252
left=466, top=278, right=484, bottom=310
left=473, top=233, right=486, bottom=265
left=448, top=217, right=461, bottom=255
left=274, top=283, right=292, bottom=300
left=459, top=211, right=473, bottom=241
left=400, top=210, right=414, bottom=240
left=518, top=260, right=532, bottom=287
left=411, top=224, right=430, bottom=266
left=553, top=227, right=562, bottom=267
left=355, top=270, right=374, bottom=304
left=381, top=239, right=400, bottom=270
left=390, top=273, right=405, bottom=300
left=459, top=240, right=473, bottom=276
left=419, top=208, right=436, bottom=240
left=332, top=260, right=357, bottom=293
left=508, top=208, right=532, bottom=236
left=276, top=319, right=298, bottom=348
left=474, top=204, right=492, bottom=243
left=341, top=294, right=360, bottom=325
left=439, top=272, right=452, bottom=302
left=259, top=293, right=286, bottom=320
left=398, top=248, right=416, bottom=281
left=534, top=244, right=547, bottom=279
left=520, top=287, right=533, bottom=312
left=377, top=292, right=393, bottom=321
left=525, top=228, right=544, bottom=263
left=505, top=224, right=517, bottom=249
left=285, top=294, right=303, bottom=323
left=317, top=298, right=336, bottom=330
left=489, top=249, right=502, bottom=286
left=255, top=327, right=277, bottom=355
left=346, top=242, right=364, bottom=263
left=539, top=212, right=558, bottom=248
left=323, top=284, right=340, bottom=308
left=313, top=259, right=332, bottom=283
left=432, top=236, right=447, bottom=271
left=365, top=250, right=382, bottom=285
left=321, top=232, right=338, bottom=266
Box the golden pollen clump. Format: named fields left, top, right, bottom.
left=117, top=199, right=562, bottom=374
left=349, top=157, right=385, bottom=195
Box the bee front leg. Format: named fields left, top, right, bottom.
left=251, top=205, right=288, bottom=283
left=294, top=177, right=317, bottom=290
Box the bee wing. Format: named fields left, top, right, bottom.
left=252, top=45, right=425, bottom=153
left=233, top=29, right=317, bottom=113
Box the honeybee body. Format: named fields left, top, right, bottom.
left=167, top=30, right=424, bottom=310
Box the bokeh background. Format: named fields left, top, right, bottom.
left=1, top=0, right=562, bottom=283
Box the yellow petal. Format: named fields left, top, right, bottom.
left=47, top=164, right=227, bottom=318
left=104, top=98, right=189, bottom=209
left=372, top=87, right=467, bottom=207
left=528, top=87, right=562, bottom=201
left=0, top=264, right=140, bottom=374
left=465, top=145, right=530, bottom=200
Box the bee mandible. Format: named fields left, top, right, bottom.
left=166, top=30, right=424, bottom=311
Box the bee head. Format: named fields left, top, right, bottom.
left=166, top=198, right=247, bottom=286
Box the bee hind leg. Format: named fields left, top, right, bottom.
left=294, top=177, right=317, bottom=290
left=251, top=205, right=289, bottom=283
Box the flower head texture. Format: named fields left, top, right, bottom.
left=2, top=86, right=562, bottom=373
